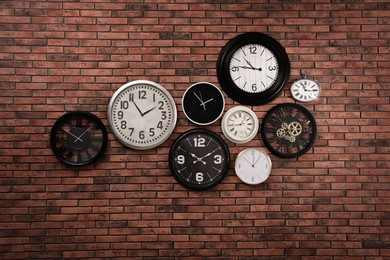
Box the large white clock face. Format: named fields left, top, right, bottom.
left=221, top=106, right=259, bottom=144
left=290, top=79, right=321, bottom=102
left=108, top=80, right=177, bottom=150
left=229, top=44, right=279, bottom=93
left=235, top=148, right=272, bottom=185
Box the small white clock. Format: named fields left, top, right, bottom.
left=235, top=148, right=272, bottom=185
left=221, top=106, right=259, bottom=144
left=290, top=78, right=321, bottom=102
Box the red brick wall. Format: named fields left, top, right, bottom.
left=1, top=0, right=389, bottom=259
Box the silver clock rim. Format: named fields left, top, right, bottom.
left=221, top=106, right=259, bottom=144
left=107, top=80, right=177, bottom=150
left=234, top=148, right=272, bottom=185
left=181, top=81, right=225, bottom=126
left=290, top=78, right=321, bottom=102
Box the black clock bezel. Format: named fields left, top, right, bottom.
left=50, top=111, right=108, bottom=166
left=168, top=129, right=230, bottom=191
left=260, top=103, right=317, bottom=158
left=217, top=32, right=290, bottom=105
left=182, top=82, right=225, bottom=126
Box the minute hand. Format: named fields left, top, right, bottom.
left=199, top=148, right=220, bottom=160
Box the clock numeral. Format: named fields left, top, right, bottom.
left=118, top=111, right=124, bottom=120
left=158, top=101, right=164, bottom=110
left=120, top=101, right=129, bottom=109
left=249, top=46, right=257, bottom=54
left=161, top=111, right=167, bottom=120
left=252, top=83, right=257, bottom=92
left=129, top=93, right=134, bottom=102
left=139, top=130, right=145, bottom=140
left=196, top=172, right=204, bottom=182
left=194, top=137, right=205, bottom=147
left=268, top=66, right=277, bottom=71
left=139, top=90, right=146, bottom=99
left=231, top=66, right=239, bottom=72
left=177, top=155, right=185, bottom=164
left=149, top=128, right=155, bottom=137
left=121, top=120, right=127, bottom=129
left=129, top=128, right=134, bottom=136
left=157, top=121, right=163, bottom=129
left=214, top=154, right=222, bottom=164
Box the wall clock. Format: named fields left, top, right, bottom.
left=290, top=78, right=321, bottom=102
left=217, top=32, right=290, bottom=105
left=50, top=111, right=108, bottom=166
left=169, top=129, right=230, bottom=190
left=235, top=148, right=272, bottom=185
left=221, top=106, right=259, bottom=144
left=107, top=80, right=177, bottom=150
left=182, top=82, right=225, bottom=125
left=261, top=103, right=316, bottom=158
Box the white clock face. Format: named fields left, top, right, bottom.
left=221, top=106, right=259, bottom=144
left=229, top=44, right=279, bottom=93
left=235, top=148, right=272, bottom=185
left=291, top=79, right=321, bottom=102
left=108, top=80, right=177, bottom=150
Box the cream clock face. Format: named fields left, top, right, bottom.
left=221, top=106, right=259, bottom=144
left=290, top=79, right=321, bottom=102
left=107, top=80, right=177, bottom=150
left=235, top=148, right=272, bottom=185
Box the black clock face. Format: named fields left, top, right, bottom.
left=169, top=129, right=230, bottom=190
left=217, top=32, right=290, bottom=105
left=50, top=111, right=108, bottom=166
left=182, top=82, right=225, bottom=125
left=261, top=103, right=316, bottom=158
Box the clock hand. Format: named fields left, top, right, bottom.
left=242, top=156, right=254, bottom=168
left=199, top=148, right=219, bottom=160
left=252, top=154, right=263, bottom=168
left=73, top=125, right=94, bottom=143
left=243, top=57, right=256, bottom=70
left=201, top=98, right=214, bottom=106
left=63, top=129, right=84, bottom=142
left=132, top=100, right=144, bottom=116
left=237, top=65, right=262, bottom=71
left=141, top=106, right=156, bottom=116
left=193, top=92, right=206, bottom=110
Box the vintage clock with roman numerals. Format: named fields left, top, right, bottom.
left=261, top=103, right=317, bottom=158
left=50, top=111, right=108, bottom=166
left=108, top=80, right=177, bottom=150
left=169, top=129, right=230, bottom=190
left=217, top=32, right=290, bottom=105
left=290, top=78, right=321, bottom=102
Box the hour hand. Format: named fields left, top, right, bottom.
left=244, top=57, right=256, bottom=70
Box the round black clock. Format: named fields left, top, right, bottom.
left=217, top=32, right=290, bottom=105
left=182, top=82, right=225, bottom=125
left=50, top=111, right=108, bottom=166
left=261, top=103, right=316, bottom=158
left=169, top=129, right=230, bottom=190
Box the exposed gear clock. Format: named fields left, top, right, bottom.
left=182, top=82, right=225, bottom=125
left=217, top=32, right=290, bottom=105
left=50, top=111, right=108, bottom=166
left=107, top=80, right=177, bottom=150
left=261, top=103, right=317, bottom=158
left=221, top=106, right=259, bottom=144
left=169, top=129, right=230, bottom=190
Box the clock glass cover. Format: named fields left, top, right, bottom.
left=235, top=148, right=272, bottom=185
left=169, top=129, right=230, bottom=190
left=107, top=80, right=177, bottom=150
left=217, top=32, right=290, bottom=105
left=50, top=111, right=108, bottom=166
left=182, top=82, right=225, bottom=125
left=261, top=103, right=317, bottom=158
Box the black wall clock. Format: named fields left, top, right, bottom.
left=217, top=32, right=290, bottom=105
left=169, top=129, right=230, bottom=190
left=50, top=111, right=108, bottom=166
left=260, top=103, right=316, bottom=158
left=182, top=82, right=225, bottom=125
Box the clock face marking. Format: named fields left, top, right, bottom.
left=169, top=129, right=230, bottom=190
left=235, top=148, right=272, bottom=185
left=108, top=80, right=177, bottom=150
